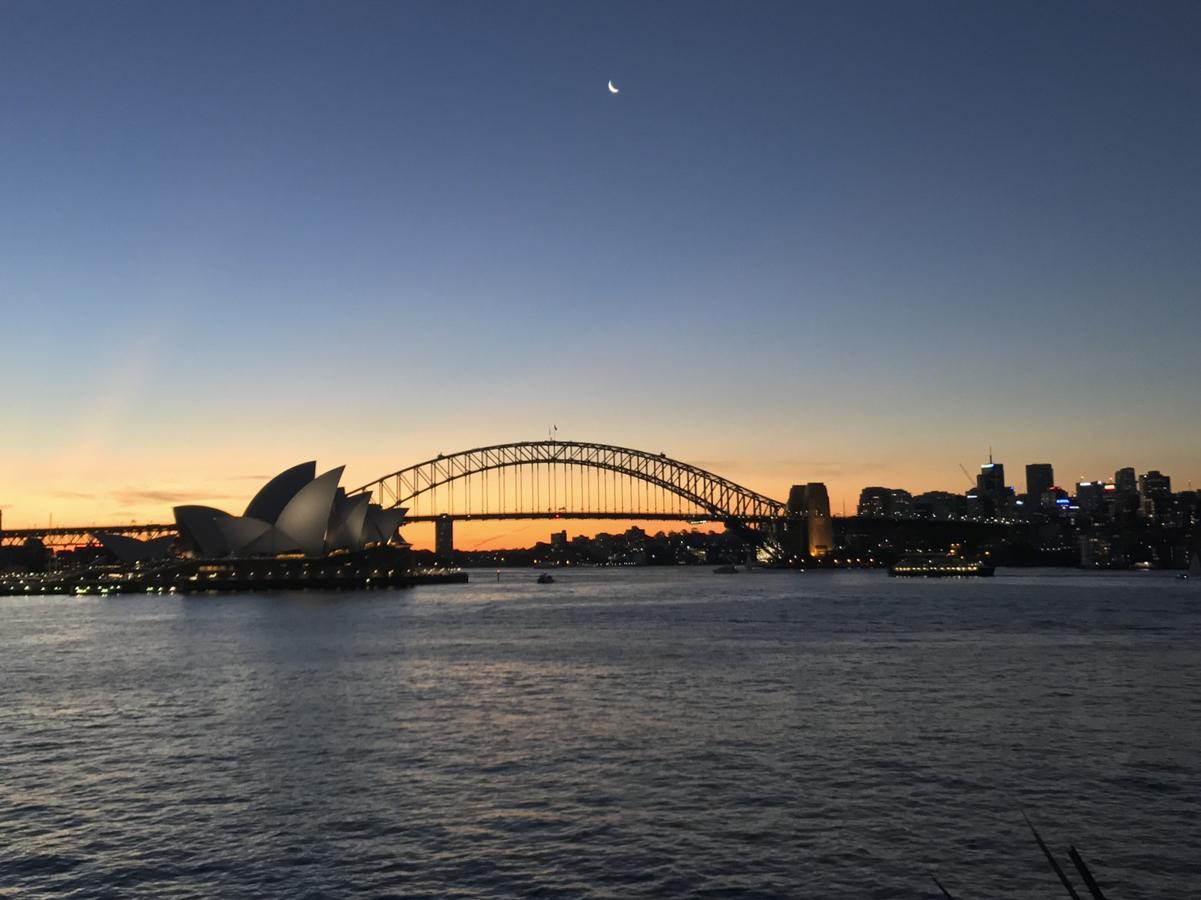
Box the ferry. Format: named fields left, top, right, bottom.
left=890, top=554, right=995, bottom=577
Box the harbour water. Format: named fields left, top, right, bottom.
left=2, top=569, right=1199, bottom=897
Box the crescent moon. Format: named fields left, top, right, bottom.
left=608, top=80, right=619, bottom=94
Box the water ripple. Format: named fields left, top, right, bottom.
left=2, top=569, right=1199, bottom=897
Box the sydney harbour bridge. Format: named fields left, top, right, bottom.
left=0, top=440, right=828, bottom=559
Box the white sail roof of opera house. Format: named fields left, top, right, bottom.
left=92, top=532, right=176, bottom=565
left=173, top=462, right=408, bottom=559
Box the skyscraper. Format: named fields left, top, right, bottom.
left=1076, top=481, right=1107, bottom=514
left=1026, top=463, right=1054, bottom=507
left=1138, top=470, right=1173, bottom=519
left=977, top=459, right=1006, bottom=500
left=1114, top=467, right=1137, bottom=496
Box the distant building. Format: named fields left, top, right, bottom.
left=0, top=537, right=50, bottom=574
left=1139, top=470, right=1171, bottom=498
left=974, top=456, right=1010, bottom=515
left=787, top=483, right=833, bottom=557
left=550, top=530, right=567, bottom=551
left=434, top=515, right=454, bottom=562
left=1079, top=534, right=1114, bottom=568
left=857, top=487, right=891, bottom=518
left=977, top=459, right=1005, bottom=497
left=1075, top=481, right=1107, bottom=515
left=1026, top=464, right=1054, bottom=507
left=1046, top=486, right=1073, bottom=516
left=1114, top=466, right=1137, bottom=496
left=1178, top=491, right=1200, bottom=528
left=1139, top=470, right=1172, bottom=518
left=889, top=489, right=913, bottom=517
left=857, top=487, right=911, bottom=518
left=912, top=491, right=966, bottom=519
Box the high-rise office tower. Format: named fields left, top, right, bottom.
left=1026, top=463, right=1054, bottom=506
left=1076, top=480, right=1108, bottom=514
left=977, top=457, right=1006, bottom=502
left=1114, top=467, right=1137, bottom=496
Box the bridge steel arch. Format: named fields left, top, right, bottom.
left=349, top=440, right=787, bottom=526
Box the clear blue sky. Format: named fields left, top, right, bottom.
left=2, top=1, right=1199, bottom=525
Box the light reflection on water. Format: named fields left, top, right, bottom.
left=2, top=568, right=1199, bottom=897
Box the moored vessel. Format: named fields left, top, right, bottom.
left=890, top=554, right=994, bottom=577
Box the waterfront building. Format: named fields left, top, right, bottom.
left=857, top=487, right=891, bottom=518
left=1079, top=534, right=1115, bottom=568
left=788, top=483, right=833, bottom=557
left=857, top=487, right=912, bottom=518
left=94, top=532, right=175, bottom=563
left=174, top=462, right=409, bottom=559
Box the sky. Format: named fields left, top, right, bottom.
left=1, top=1, right=1199, bottom=544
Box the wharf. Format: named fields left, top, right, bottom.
left=0, top=565, right=467, bottom=597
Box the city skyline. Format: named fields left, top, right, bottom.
left=3, top=2, right=1200, bottom=538
left=2, top=437, right=1191, bottom=554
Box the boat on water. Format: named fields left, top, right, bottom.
left=890, top=554, right=995, bottom=577
left=536, top=572, right=555, bottom=584
left=712, top=564, right=738, bottom=574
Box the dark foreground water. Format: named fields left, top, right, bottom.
left=2, top=569, right=1200, bottom=898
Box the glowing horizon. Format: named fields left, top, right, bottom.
left=3, top=435, right=1197, bottom=551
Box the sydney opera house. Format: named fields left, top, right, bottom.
left=172, top=461, right=408, bottom=559
left=77, top=462, right=449, bottom=594
left=7, top=463, right=465, bottom=595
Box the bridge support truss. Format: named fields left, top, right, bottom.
left=350, top=440, right=788, bottom=543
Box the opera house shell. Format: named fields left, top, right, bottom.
left=173, top=462, right=408, bottom=559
